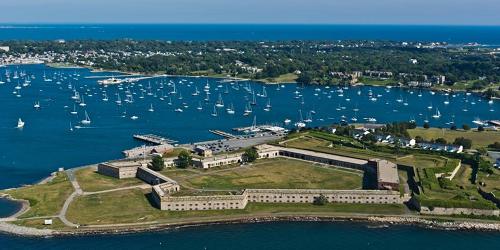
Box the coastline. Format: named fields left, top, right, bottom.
left=3, top=212, right=500, bottom=237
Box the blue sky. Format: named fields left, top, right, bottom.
left=1, top=0, right=499, bottom=25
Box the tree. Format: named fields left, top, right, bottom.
left=453, top=137, right=472, bottom=149
left=414, top=136, right=425, bottom=143
left=462, top=124, right=471, bottom=130
left=450, top=125, right=457, bottom=130
left=242, top=147, right=258, bottom=163
left=423, top=123, right=430, bottom=129
left=478, top=126, right=485, bottom=132
left=488, top=141, right=500, bottom=150
left=435, top=138, right=447, bottom=144
left=177, top=150, right=192, bottom=168
left=313, top=194, right=328, bottom=205
left=148, top=155, right=165, bottom=171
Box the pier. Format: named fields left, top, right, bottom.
left=133, top=134, right=177, bottom=145
left=209, top=130, right=240, bottom=139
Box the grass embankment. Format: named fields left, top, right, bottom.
left=66, top=188, right=405, bottom=225
left=74, top=166, right=144, bottom=192
left=408, top=128, right=500, bottom=149
left=2, top=173, right=73, bottom=218
left=183, top=158, right=363, bottom=190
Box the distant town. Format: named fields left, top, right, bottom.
left=0, top=40, right=499, bottom=98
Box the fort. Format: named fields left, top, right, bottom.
left=98, top=143, right=405, bottom=211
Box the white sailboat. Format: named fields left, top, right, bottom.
left=70, top=104, right=78, bottom=115
left=16, top=118, right=25, bottom=128
left=211, top=105, right=218, bottom=117
left=227, top=103, right=235, bottom=114
left=263, top=99, right=271, bottom=112
left=33, top=101, right=41, bottom=109
left=81, top=111, right=91, bottom=125
left=148, top=103, right=155, bottom=112
left=215, top=93, right=224, bottom=108
left=432, top=108, right=441, bottom=119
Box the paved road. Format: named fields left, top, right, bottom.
left=58, top=168, right=83, bottom=228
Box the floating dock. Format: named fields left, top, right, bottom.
left=133, top=134, right=177, bottom=145
left=209, top=130, right=240, bottom=139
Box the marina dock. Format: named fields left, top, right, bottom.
left=209, top=130, right=240, bottom=139
left=133, top=134, right=177, bottom=145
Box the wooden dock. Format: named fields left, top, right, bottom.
left=133, top=134, right=177, bottom=145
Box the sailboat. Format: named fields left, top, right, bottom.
left=70, top=104, right=78, bottom=115
left=304, top=111, right=313, bottom=123
left=16, top=118, right=25, bottom=128
left=215, top=93, right=224, bottom=108
left=81, top=111, right=91, bottom=125
left=148, top=103, right=154, bottom=112
left=227, top=103, right=235, bottom=114
left=33, top=101, right=41, bottom=109
left=69, top=121, right=73, bottom=131
left=102, top=92, right=109, bottom=102
left=263, top=99, right=271, bottom=112
left=243, top=102, right=252, bottom=116
left=432, top=108, right=441, bottom=119
left=79, top=96, right=86, bottom=107
left=197, top=101, right=203, bottom=111
left=250, top=91, right=257, bottom=105
left=211, top=105, right=218, bottom=117
left=294, top=110, right=306, bottom=128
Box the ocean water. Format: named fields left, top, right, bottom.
left=0, top=64, right=498, bottom=190
left=0, top=24, right=499, bottom=249
left=0, top=24, right=500, bottom=44
left=1, top=222, right=500, bottom=250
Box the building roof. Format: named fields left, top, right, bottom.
left=268, top=145, right=368, bottom=165
left=375, top=159, right=399, bottom=184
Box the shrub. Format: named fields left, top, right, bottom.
left=423, top=123, right=430, bottom=129
left=462, top=124, right=471, bottom=130
left=435, top=138, right=447, bottom=144
left=478, top=126, right=484, bottom=132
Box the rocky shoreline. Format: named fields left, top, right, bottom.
left=3, top=214, right=499, bottom=238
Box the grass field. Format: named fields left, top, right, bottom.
left=183, top=158, right=363, bottom=190
left=283, top=136, right=397, bottom=161
left=477, top=168, right=500, bottom=195
left=75, top=166, right=144, bottom=192
left=408, top=128, right=500, bottom=149
left=66, top=188, right=405, bottom=225
left=2, top=173, right=73, bottom=218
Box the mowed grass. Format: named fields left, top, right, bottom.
left=183, top=158, right=363, bottom=190
left=408, top=128, right=500, bottom=149
left=396, top=154, right=447, bottom=169
left=75, top=166, right=144, bottom=192
left=477, top=168, right=500, bottom=195
left=66, top=189, right=405, bottom=225
left=2, top=173, right=73, bottom=218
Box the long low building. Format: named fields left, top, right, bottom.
left=152, top=188, right=406, bottom=211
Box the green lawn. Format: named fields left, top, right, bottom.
left=257, top=73, right=298, bottom=83
left=408, top=128, right=500, bottom=149
left=66, top=188, right=405, bottom=225
left=2, top=173, right=73, bottom=218
left=358, top=77, right=396, bottom=86
left=74, top=166, right=144, bottom=192
left=183, top=158, right=363, bottom=190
